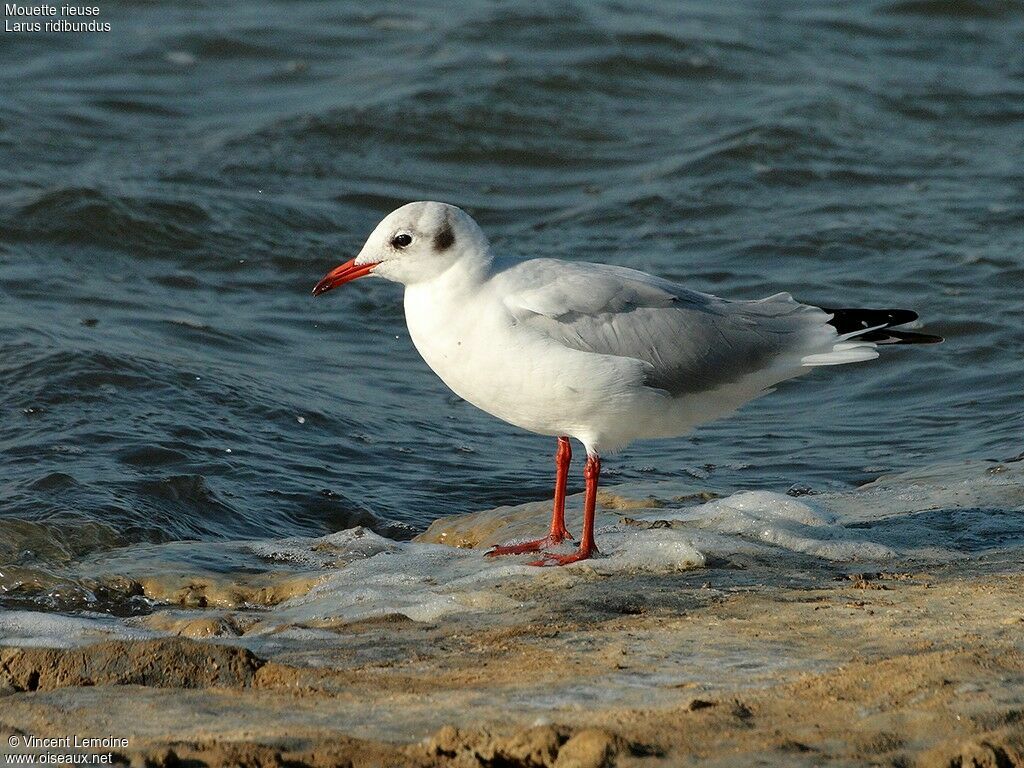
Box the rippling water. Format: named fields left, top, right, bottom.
left=1, top=0, right=1022, bottom=592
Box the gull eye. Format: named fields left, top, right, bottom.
left=391, top=233, right=413, bottom=248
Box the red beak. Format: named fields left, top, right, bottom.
left=312, top=258, right=378, bottom=296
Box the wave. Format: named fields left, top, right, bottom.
left=879, top=0, right=1023, bottom=19
left=0, top=187, right=210, bottom=254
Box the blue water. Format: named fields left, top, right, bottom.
left=1, top=0, right=1022, bottom=578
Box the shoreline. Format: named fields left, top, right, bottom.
left=2, top=461, right=1024, bottom=766
left=2, top=562, right=1023, bottom=766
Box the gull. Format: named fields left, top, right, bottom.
left=312, top=202, right=940, bottom=566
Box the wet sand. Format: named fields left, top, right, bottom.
left=3, top=555, right=1024, bottom=766
left=3, top=464, right=1024, bottom=767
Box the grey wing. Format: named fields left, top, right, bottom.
left=500, top=260, right=833, bottom=396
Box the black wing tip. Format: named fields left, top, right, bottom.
left=872, top=329, right=944, bottom=345
left=819, top=306, right=941, bottom=345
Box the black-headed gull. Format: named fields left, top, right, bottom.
left=313, top=202, right=940, bottom=566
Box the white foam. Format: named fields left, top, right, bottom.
left=637, top=491, right=896, bottom=561
left=586, top=527, right=706, bottom=572
left=259, top=542, right=530, bottom=626
left=0, top=610, right=156, bottom=648
left=254, top=527, right=704, bottom=628
left=245, top=526, right=399, bottom=568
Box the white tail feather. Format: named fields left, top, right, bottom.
left=800, top=323, right=886, bottom=367
left=801, top=344, right=879, bottom=366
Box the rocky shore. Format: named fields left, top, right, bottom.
left=2, top=463, right=1023, bottom=766
left=2, top=562, right=1023, bottom=766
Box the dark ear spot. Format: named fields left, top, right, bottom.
left=433, top=219, right=455, bottom=251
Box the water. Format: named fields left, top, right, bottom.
left=1, top=1, right=1022, bottom=618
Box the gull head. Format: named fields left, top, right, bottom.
left=313, top=201, right=489, bottom=294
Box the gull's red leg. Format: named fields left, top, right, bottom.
left=530, top=453, right=600, bottom=567
left=486, top=437, right=574, bottom=557
left=549, top=436, right=573, bottom=541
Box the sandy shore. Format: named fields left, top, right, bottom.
left=2, top=466, right=1024, bottom=767
left=2, top=561, right=1024, bottom=766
